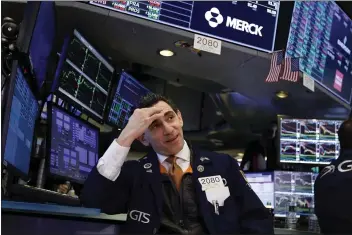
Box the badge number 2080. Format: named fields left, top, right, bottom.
left=198, top=175, right=224, bottom=191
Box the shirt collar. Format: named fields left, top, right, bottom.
left=157, top=140, right=190, bottom=164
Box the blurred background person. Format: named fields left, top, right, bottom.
left=314, top=119, right=352, bottom=234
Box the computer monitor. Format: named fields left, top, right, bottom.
left=28, top=1, right=57, bottom=90
left=279, top=117, right=343, bottom=164
left=1, top=61, right=39, bottom=178
left=286, top=1, right=352, bottom=105
left=16, top=2, right=41, bottom=54
left=245, top=172, right=274, bottom=209
left=54, top=29, right=114, bottom=122
left=46, top=103, right=100, bottom=184
left=106, top=71, right=152, bottom=128
left=274, top=171, right=317, bottom=217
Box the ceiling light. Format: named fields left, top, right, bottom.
left=158, top=49, right=174, bottom=57
left=275, top=91, right=289, bottom=99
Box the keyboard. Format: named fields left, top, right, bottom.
left=9, top=184, right=81, bottom=207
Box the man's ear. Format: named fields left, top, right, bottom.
left=137, top=134, right=150, bottom=146
left=177, top=110, right=183, bottom=127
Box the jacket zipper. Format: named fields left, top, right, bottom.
left=179, top=175, right=185, bottom=229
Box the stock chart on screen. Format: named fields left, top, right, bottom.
left=279, top=118, right=342, bottom=164
left=56, top=30, right=114, bottom=121
left=274, top=171, right=317, bottom=216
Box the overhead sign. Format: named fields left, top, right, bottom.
left=89, top=1, right=280, bottom=52
left=286, top=1, right=352, bottom=105
left=193, top=34, right=222, bottom=55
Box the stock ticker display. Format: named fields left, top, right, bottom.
left=274, top=171, right=317, bottom=216
left=3, top=67, right=39, bottom=175
left=107, top=72, right=151, bottom=128
left=286, top=1, right=352, bottom=104
left=280, top=118, right=342, bottom=164
left=89, top=1, right=279, bottom=52
left=49, top=106, right=99, bottom=183
left=57, top=30, right=114, bottom=120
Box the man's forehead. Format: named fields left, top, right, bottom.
left=152, top=101, right=174, bottom=112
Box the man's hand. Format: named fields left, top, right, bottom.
left=116, top=107, right=163, bottom=147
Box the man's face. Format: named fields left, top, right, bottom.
left=142, top=101, right=184, bottom=156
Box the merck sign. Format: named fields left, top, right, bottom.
left=205, top=7, right=264, bottom=37
left=226, top=17, right=263, bottom=37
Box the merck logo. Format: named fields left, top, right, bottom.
left=226, top=17, right=263, bottom=37
left=205, top=7, right=223, bottom=28
left=204, top=8, right=264, bottom=37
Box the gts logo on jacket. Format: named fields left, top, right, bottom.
left=339, top=160, right=352, bottom=172
left=129, top=210, right=151, bottom=224
left=320, top=160, right=352, bottom=178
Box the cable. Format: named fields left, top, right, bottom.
left=1, top=75, right=9, bottom=91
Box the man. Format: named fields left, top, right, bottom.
left=81, top=94, right=273, bottom=234
left=314, top=119, right=352, bottom=234
left=240, top=125, right=276, bottom=172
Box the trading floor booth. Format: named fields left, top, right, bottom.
left=2, top=1, right=351, bottom=235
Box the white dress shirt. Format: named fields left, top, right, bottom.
left=97, top=140, right=191, bottom=181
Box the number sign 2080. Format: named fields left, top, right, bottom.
left=196, top=36, right=219, bottom=49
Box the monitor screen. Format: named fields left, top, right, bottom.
left=56, top=30, right=114, bottom=121
left=245, top=172, right=274, bottom=209
left=48, top=105, right=99, bottom=184
left=3, top=66, right=39, bottom=176
left=286, top=2, right=352, bottom=105
left=29, top=2, right=56, bottom=90
left=274, top=171, right=317, bottom=217
left=279, top=118, right=343, bottom=164
left=106, top=72, right=151, bottom=128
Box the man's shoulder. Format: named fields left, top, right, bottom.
left=315, top=158, right=352, bottom=188
left=198, top=149, right=236, bottom=165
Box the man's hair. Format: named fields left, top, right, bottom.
left=138, top=93, right=179, bottom=113
left=338, top=119, right=352, bottom=149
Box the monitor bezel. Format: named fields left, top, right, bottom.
left=277, top=115, right=344, bottom=165
left=45, top=102, right=100, bottom=184
left=103, top=70, right=152, bottom=128
left=53, top=29, right=115, bottom=124
left=1, top=60, right=40, bottom=180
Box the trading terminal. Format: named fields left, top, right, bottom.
left=1, top=1, right=351, bottom=235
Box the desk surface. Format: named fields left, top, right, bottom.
left=1, top=200, right=127, bottom=221
left=2, top=201, right=316, bottom=234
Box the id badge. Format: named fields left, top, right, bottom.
left=198, top=175, right=224, bottom=191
